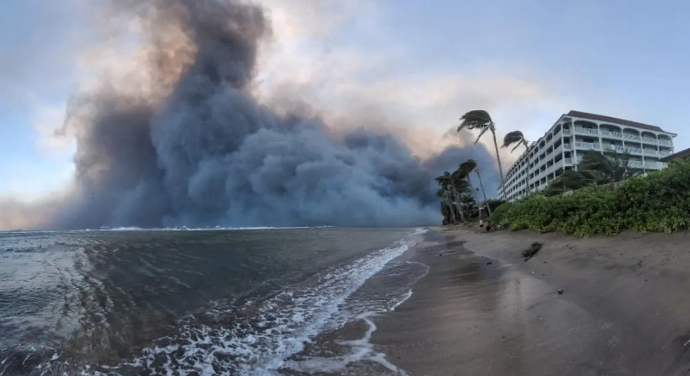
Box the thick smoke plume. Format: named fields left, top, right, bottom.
left=11, top=0, right=500, bottom=229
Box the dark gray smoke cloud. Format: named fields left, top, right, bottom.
left=23, top=0, right=500, bottom=229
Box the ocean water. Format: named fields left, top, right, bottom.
left=0, top=227, right=427, bottom=375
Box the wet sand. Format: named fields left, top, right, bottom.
left=373, top=228, right=690, bottom=376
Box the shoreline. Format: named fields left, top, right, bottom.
left=371, top=227, right=690, bottom=375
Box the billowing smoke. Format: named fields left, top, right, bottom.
left=6, top=0, right=500, bottom=229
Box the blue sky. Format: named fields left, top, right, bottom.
left=2, top=0, right=690, bottom=199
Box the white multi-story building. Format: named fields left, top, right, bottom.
left=498, top=110, right=677, bottom=201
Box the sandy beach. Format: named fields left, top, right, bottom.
left=372, top=227, right=690, bottom=376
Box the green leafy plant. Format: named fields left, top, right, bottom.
left=489, top=159, right=690, bottom=237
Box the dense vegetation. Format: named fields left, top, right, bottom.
left=491, top=158, right=690, bottom=237
left=435, top=159, right=505, bottom=225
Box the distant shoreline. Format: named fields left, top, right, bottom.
left=371, top=227, right=690, bottom=375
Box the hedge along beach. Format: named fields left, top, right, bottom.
left=491, top=159, right=690, bottom=236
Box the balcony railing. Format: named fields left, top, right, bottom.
left=600, top=130, right=623, bottom=139
left=641, top=137, right=657, bottom=144
left=643, top=149, right=659, bottom=157
left=660, top=139, right=672, bottom=146
left=575, top=141, right=601, bottom=150
left=562, top=129, right=572, bottom=136
left=601, top=144, right=625, bottom=152
left=623, top=133, right=641, bottom=141
left=660, top=150, right=672, bottom=157
left=574, top=126, right=599, bottom=136
left=563, top=143, right=572, bottom=150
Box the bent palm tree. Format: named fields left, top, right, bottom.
left=458, top=110, right=505, bottom=196
left=459, top=159, right=492, bottom=216
left=578, top=150, right=637, bottom=182
left=435, top=172, right=461, bottom=223
left=436, top=188, right=454, bottom=224
left=544, top=150, right=639, bottom=196
left=502, top=130, right=531, bottom=198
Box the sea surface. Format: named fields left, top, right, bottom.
left=0, top=227, right=428, bottom=375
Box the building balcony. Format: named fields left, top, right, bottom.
left=660, top=139, right=672, bottom=146
left=575, top=141, right=601, bottom=150
left=623, top=133, right=641, bottom=141
left=643, top=149, right=660, bottom=157
left=600, top=130, right=623, bottom=139
left=641, top=137, right=657, bottom=144
left=563, top=129, right=572, bottom=136
left=601, top=144, right=625, bottom=153
left=574, top=126, right=599, bottom=136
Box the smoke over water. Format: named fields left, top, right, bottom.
left=6, top=0, right=500, bottom=230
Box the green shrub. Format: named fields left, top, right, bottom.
left=490, top=159, right=690, bottom=237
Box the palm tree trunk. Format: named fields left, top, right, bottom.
left=456, top=203, right=466, bottom=223
left=445, top=194, right=457, bottom=224
left=475, top=170, right=493, bottom=216
left=449, top=181, right=465, bottom=224
left=490, top=125, right=506, bottom=198
left=469, top=180, right=481, bottom=219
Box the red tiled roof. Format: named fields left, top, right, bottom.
left=661, top=147, right=690, bottom=162
left=566, top=110, right=666, bottom=133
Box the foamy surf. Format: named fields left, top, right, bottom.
left=281, top=259, right=430, bottom=376
left=68, top=228, right=428, bottom=375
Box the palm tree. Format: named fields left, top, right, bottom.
left=502, top=130, right=531, bottom=198
left=451, top=171, right=472, bottom=222
left=458, top=159, right=492, bottom=216
left=578, top=150, right=638, bottom=182
left=435, top=172, right=460, bottom=224
left=544, top=150, right=639, bottom=195
left=436, top=188, right=454, bottom=224
left=458, top=110, right=505, bottom=196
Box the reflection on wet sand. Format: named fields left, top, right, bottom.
left=372, top=229, right=662, bottom=376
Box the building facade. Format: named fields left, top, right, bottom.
left=660, top=147, right=690, bottom=163
left=498, top=110, right=677, bottom=201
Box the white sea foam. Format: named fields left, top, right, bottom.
left=282, top=261, right=430, bottom=375
left=80, top=227, right=428, bottom=375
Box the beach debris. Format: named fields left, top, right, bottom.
left=521, top=242, right=543, bottom=261
left=557, top=289, right=564, bottom=295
